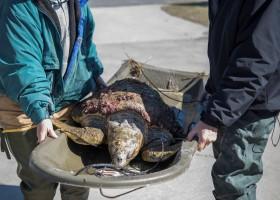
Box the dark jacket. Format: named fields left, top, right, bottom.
left=201, top=0, right=280, bottom=128
left=0, top=0, right=103, bottom=124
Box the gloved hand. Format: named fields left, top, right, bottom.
left=36, top=119, right=58, bottom=143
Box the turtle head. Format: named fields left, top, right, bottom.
left=107, top=120, right=143, bottom=168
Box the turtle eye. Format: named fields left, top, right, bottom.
left=127, top=150, right=134, bottom=159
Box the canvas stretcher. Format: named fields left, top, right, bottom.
left=30, top=60, right=206, bottom=188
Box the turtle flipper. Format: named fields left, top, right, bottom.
left=141, top=142, right=182, bottom=162
left=52, top=119, right=105, bottom=146
left=141, top=127, right=182, bottom=162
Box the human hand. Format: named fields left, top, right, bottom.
left=95, top=76, right=107, bottom=89
left=36, top=119, right=58, bottom=143
left=187, top=121, right=218, bottom=151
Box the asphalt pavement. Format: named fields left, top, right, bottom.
left=0, top=1, right=280, bottom=200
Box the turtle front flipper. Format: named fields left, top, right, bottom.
left=52, top=119, right=105, bottom=146
left=141, top=127, right=182, bottom=162
left=141, top=142, right=182, bottom=162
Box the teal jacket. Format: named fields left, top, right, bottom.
left=0, top=0, right=103, bottom=124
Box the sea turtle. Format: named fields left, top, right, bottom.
left=52, top=78, right=184, bottom=168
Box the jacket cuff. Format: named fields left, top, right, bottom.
left=200, top=111, right=223, bottom=129
left=29, top=102, right=54, bottom=124
left=92, top=58, right=104, bottom=79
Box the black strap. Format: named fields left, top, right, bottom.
left=0, top=130, right=11, bottom=160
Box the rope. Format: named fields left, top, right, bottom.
left=99, top=186, right=145, bottom=199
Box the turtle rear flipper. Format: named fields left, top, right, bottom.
left=52, top=119, right=105, bottom=146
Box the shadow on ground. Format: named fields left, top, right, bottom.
left=0, top=185, right=23, bottom=200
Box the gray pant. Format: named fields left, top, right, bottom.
left=212, top=110, right=276, bottom=200
left=5, top=128, right=89, bottom=200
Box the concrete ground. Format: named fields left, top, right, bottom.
left=89, top=0, right=206, bottom=7
left=92, top=4, right=209, bottom=81
left=0, top=1, right=280, bottom=200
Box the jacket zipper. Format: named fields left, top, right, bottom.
left=37, top=7, right=65, bottom=98
left=37, top=7, right=63, bottom=49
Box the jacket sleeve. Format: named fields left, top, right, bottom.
left=0, top=4, right=54, bottom=124
left=84, top=6, right=104, bottom=79
left=202, top=0, right=280, bottom=127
